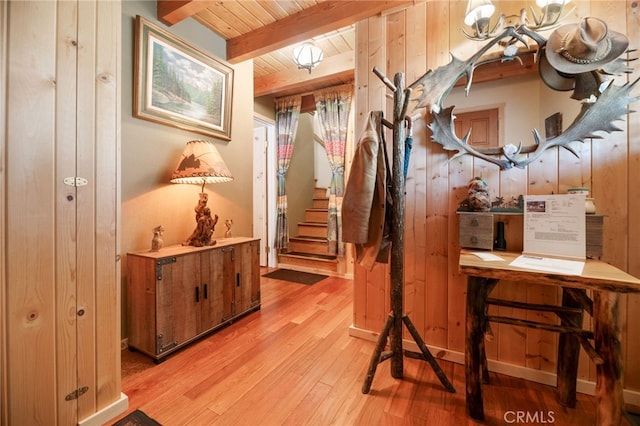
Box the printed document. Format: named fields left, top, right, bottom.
left=510, top=254, right=585, bottom=275
left=523, top=194, right=586, bottom=260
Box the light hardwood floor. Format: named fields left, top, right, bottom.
left=112, top=269, right=631, bottom=425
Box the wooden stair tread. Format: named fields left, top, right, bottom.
left=278, top=187, right=336, bottom=273
left=290, top=236, right=327, bottom=242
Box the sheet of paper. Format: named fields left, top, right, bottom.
left=510, top=255, right=585, bottom=275
left=523, top=194, right=586, bottom=259
left=471, top=252, right=505, bottom=261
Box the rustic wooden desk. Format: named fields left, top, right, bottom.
left=459, top=251, right=640, bottom=425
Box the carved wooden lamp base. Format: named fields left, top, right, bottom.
left=181, top=192, right=219, bottom=247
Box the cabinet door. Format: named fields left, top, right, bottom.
left=200, top=248, right=225, bottom=331
left=221, top=246, right=236, bottom=320
left=156, top=255, right=199, bottom=355
left=127, top=256, right=159, bottom=356
left=235, top=240, right=261, bottom=314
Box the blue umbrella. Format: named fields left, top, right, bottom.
left=404, top=118, right=413, bottom=182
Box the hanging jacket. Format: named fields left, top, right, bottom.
left=342, top=111, right=392, bottom=270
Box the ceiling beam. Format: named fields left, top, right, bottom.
left=227, top=1, right=412, bottom=64
left=300, top=95, right=317, bottom=114
left=254, top=51, right=354, bottom=98
left=157, top=1, right=210, bottom=26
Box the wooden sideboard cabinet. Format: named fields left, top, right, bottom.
left=127, top=237, right=261, bottom=361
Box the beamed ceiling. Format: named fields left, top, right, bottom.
left=157, top=1, right=414, bottom=98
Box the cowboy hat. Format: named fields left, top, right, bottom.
left=546, top=17, right=628, bottom=74
left=538, top=46, right=603, bottom=99
left=538, top=47, right=575, bottom=91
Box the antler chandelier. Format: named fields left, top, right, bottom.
left=463, top=0, right=574, bottom=40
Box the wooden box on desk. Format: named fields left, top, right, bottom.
left=457, top=212, right=603, bottom=258
left=458, top=212, right=524, bottom=251
left=458, top=212, right=494, bottom=250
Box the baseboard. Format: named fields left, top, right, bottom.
left=348, top=324, right=640, bottom=406
left=78, top=392, right=129, bottom=426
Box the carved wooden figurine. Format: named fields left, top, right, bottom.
left=184, top=207, right=218, bottom=247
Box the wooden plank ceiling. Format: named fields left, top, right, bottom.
left=157, top=1, right=413, bottom=98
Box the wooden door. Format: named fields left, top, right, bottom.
left=454, top=108, right=499, bottom=148
left=5, top=2, right=63, bottom=420
left=2, top=1, right=121, bottom=424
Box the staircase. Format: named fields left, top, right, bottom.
left=278, top=187, right=338, bottom=274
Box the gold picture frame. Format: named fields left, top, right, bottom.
left=133, top=16, right=233, bottom=141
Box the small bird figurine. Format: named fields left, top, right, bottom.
left=151, top=225, right=165, bottom=252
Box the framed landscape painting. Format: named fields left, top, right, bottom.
left=134, top=16, right=233, bottom=140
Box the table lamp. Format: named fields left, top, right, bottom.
left=170, top=139, right=233, bottom=247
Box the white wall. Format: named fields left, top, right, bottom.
left=313, top=114, right=332, bottom=190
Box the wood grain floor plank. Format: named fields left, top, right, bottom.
left=281, top=382, right=333, bottom=426
left=113, top=268, right=623, bottom=425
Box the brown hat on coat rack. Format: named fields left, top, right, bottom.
left=546, top=17, right=628, bottom=74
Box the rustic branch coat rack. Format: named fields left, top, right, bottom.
left=361, top=67, right=456, bottom=394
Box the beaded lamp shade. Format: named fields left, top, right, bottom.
left=170, top=139, right=233, bottom=187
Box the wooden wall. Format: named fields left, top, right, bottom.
left=352, top=0, right=640, bottom=395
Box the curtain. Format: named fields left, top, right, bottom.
left=313, top=84, right=353, bottom=256
left=274, top=95, right=302, bottom=250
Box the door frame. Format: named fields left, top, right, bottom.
left=253, top=114, right=277, bottom=267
